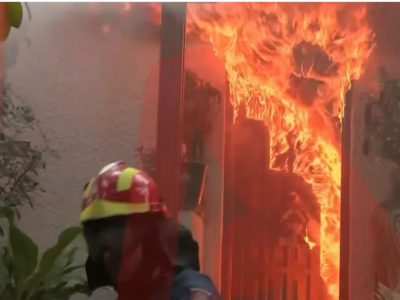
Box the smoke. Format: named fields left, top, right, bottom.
left=83, top=3, right=161, bottom=42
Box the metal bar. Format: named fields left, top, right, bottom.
left=339, top=84, right=353, bottom=300
left=155, top=2, right=187, bottom=219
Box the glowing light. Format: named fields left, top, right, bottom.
left=305, top=228, right=316, bottom=250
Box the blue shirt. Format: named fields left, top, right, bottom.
left=112, top=268, right=222, bottom=300
left=171, top=269, right=222, bottom=300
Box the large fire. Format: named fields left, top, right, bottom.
left=92, top=2, right=375, bottom=299
left=185, top=3, right=374, bottom=299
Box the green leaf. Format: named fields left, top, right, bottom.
left=63, top=247, right=78, bottom=268
left=7, top=2, right=23, bottom=29
left=40, top=281, right=89, bottom=300
left=14, top=208, right=21, bottom=221
left=38, top=226, right=82, bottom=274
left=3, top=223, right=38, bottom=300
left=61, top=264, right=84, bottom=276
left=48, top=281, right=68, bottom=292
left=2, top=207, right=14, bottom=224
left=25, top=227, right=82, bottom=296
left=0, top=247, right=9, bottom=296
left=1, top=247, right=11, bottom=269
left=60, top=282, right=90, bottom=297
left=9, top=222, right=38, bottom=277
left=40, top=255, right=84, bottom=291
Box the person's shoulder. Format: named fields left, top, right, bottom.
left=187, top=287, right=215, bottom=300
left=173, top=269, right=221, bottom=299
left=174, top=269, right=213, bottom=289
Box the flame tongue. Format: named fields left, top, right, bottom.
left=187, top=3, right=375, bottom=300
left=305, top=228, right=317, bottom=250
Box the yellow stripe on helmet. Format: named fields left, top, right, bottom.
left=116, top=168, right=140, bottom=192
left=84, top=179, right=95, bottom=197
left=79, top=199, right=150, bottom=223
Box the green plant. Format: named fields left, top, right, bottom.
left=0, top=207, right=88, bottom=300
left=0, top=2, right=25, bottom=41
left=0, top=80, right=50, bottom=214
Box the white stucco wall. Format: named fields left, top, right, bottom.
left=7, top=3, right=160, bottom=249
left=5, top=2, right=224, bottom=292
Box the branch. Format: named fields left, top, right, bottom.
left=7, top=158, right=37, bottom=197
left=24, top=2, right=32, bottom=21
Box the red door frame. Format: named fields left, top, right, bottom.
left=155, top=3, right=187, bottom=219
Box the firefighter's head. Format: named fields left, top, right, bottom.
left=80, top=161, right=200, bottom=291
left=80, top=161, right=169, bottom=289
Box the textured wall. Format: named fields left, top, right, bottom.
left=7, top=3, right=160, bottom=250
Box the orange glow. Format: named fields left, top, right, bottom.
left=183, top=3, right=374, bottom=299
left=305, top=228, right=316, bottom=250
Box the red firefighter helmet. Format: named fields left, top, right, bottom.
left=79, top=161, right=168, bottom=223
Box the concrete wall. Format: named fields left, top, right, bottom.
left=5, top=1, right=224, bottom=291
left=7, top=2, right=159, bottom=248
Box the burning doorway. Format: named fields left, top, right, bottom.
left=183, top=3, right=374, bottom=300
left=223, top=106, right=326, bottom=300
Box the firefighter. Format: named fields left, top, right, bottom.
left=80, top=161, right=221, bottom=300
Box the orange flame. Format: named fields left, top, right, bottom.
left=184, top=3, right=374, bottom=299
left=305, top=228, right=317, bottom=250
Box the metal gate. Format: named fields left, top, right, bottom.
left=221, top=105, right=324, bottom=299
